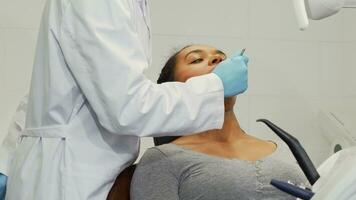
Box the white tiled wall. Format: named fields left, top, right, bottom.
left=0, top=29, right=38, bottom=141
left=0, top=0, right=46, bottom=142
left=0, top=0, right=355, bottom=166
left=0, top=0, right=46, bottom=29
left=343, top=9, right=356, bottom=42
left=320, top=42, right=356, bottom=97
left=149, top=0, right=249, bottom=38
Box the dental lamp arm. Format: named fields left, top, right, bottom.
left=293, top=0, right=310, bottom=30
left=293, top=0, right=356, bottom=30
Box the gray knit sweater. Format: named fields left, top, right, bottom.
left=131, top=140, right=309, bottom=200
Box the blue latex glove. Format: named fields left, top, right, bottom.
left=212, top=51, right=249, bottom=97
left=0, top=173, right=7, bottom=200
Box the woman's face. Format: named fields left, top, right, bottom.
left=174, top=45, right=226, bottom=82
left=174, top=45, right=236, bottom=111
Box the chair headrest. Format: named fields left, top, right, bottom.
left=153, top=136, right=180, bottom=146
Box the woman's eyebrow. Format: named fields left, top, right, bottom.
left=184, top=49, right=203, bottom=60
left=184, top=49, right=226, bottom=60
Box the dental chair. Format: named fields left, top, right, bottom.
left=107, top=164, right=136, bottom=200
left=153, top=136, right=180, bottom=146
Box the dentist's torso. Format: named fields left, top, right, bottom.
left=6, top=0, right=151, bottom=199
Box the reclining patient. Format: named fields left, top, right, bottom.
left=131, top=45, right=308, bottom=200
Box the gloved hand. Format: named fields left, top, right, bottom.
left=0, top=173, right=7, bottom=200
left=212, top=51, right=248, bottom=97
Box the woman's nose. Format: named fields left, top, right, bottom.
left=208, top=55, right=223, bottom=66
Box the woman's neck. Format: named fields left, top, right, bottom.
left=176, top=111, right=246, bottom=144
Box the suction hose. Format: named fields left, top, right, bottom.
left=257, top=119, right=320, bottom=185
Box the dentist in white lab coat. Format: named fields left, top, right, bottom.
left=4, top=0, right=248, bottom=199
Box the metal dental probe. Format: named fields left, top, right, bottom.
left=240, top=48, right=246, bottom=56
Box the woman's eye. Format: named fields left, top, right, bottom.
left=190, top=58, right=203, bottom=64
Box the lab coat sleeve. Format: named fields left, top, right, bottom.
left=58, top=0, right=224, bottom=137
left=0, top=96, right=28, bottom=176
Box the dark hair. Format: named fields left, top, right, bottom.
left=154, top=46, right=191, bottom=146
left=156, top=51, right=179, bottom=84
left=157, top=45, right=191, bottom=84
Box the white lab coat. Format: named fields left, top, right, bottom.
left=6, top=0, right=224, bottom=199
left=0, top=96, right=27, bottom=176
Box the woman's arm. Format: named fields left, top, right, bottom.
left=130, top=148, right=179, bottom=200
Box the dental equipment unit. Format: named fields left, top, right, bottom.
left=293, top=0, right=356, bottom=30
left=258, top=119, right=356, bottom=199
left=258, top=119, right=318, bottom=199
left=257, top=119, right=320, bottom=185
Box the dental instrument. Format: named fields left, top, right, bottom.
left=240, top=48, right=246, bottom=56
left=270, top=179, right=315, bottom=200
